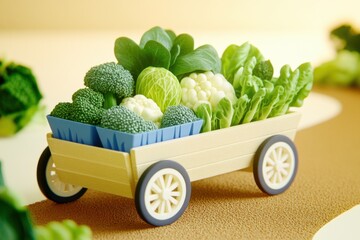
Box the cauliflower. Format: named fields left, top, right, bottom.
left=180, top=71, right=237, bottom=110
left=120, top=94, right=163, bottom=127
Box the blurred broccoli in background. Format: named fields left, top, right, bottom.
left=314, top=24, right=360, bottom=87
left=0, top=60, right=43, bottom=136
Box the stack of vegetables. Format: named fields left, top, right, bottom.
left=50, top=26, right=313, bottom=144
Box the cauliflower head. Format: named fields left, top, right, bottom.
left=121, top=94, right=163, bottom=127
left=180, top=71, right=237, bottom=110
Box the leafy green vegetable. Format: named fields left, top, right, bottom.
left=211, top=97, right=234, bottom=130
left=114, top=26, right=221, bottom=79
left=0, top=60, right=43, bottom=136
left=34, top=220, right=92, bottom=240
left=136, top=67, right=182, bottom=112
left=170, top=45, right=221, bottom=79
left=331, top=24, right=360, bottom=53
left=231, top=94, right=250, bottom=126
left=221, top=42, right=313, bottom=125
left=314, top=50, right=360, bottom=87
left=242, top=88, right=266, bottom=123
left=221, top=42, right=264, bottom=86
left=314, top=23, right=360, bottom=87
left=195, top=102, right=212, bottom=133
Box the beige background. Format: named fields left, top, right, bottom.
left=0, top=0, right=359, bottom=32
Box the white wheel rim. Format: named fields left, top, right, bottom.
left=262, top=142, right=296, bottom=190
left=46, top=157, right=83, bottom=197
left=144, top=168, right=187, bottom=221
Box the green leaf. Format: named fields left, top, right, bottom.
left=211, top=97, right=234, bottom=130
left=221, top=42, right=264, bottom=84
left=170, top=44, right=181, bottom=67
left=165, top=29, right=177, bottom=42
left=139, top=26, right=173, bottom=51
left=242, top=88, right=266, bottom=123
left=173, top=34, right=194, bottom=57
left=231, top=94, right=250, bottom=126
left=258, top=85, right=284, bottom=120
left=290, top=62, right=313, bottom=107
left=170, top=44, right=221, bottom=79
left=114, top=37, right=147, bottom=79
left=195, top=102, right=212, bottom=132
left=143, top=40, right=171, bottom=69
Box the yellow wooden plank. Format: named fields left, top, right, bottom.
left=131, top=113, right=300, bottom=182
left=57, top=170, right=133, bottom=198
left=52, top=155, right=130, bottom=183
left=187, top=154, right=255, bottom=181
left=48, top=134, right=130, bottom=169
left=47, top=134, right=135, bottom=198
left=131, top=112, right=300, bottom=168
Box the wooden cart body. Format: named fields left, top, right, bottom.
left=47, top=111, right=301, bottom=200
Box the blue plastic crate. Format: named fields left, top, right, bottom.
left=96, top=119, right=203, bottom=153
left=47, top=115, right=102, bottom=147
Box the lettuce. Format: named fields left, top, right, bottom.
left=195, top=102, right=212, bottom=133
left=231, top=94, right=250, bottom=126
left=221, top=42, right=313, bottom=125
left=211, top=97, right=234, bottom=130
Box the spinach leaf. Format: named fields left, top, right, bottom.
left=114, top=37, right=147, bottom=79
left=143, top=40, right=171, bottom=69
left=170, top=44, right=221, bottom=79
left=173, top=34, right=194, bottom=57
left=114, top=26, right=221, bottom=80
left=140, top=26, right=173, bottom=51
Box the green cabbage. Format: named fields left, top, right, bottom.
left=136, top=67, right=182, bottom=112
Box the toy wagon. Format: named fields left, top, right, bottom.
left=37, top=111, right=301, bottom=226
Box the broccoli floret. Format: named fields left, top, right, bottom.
left=72, top=87, right=104, bottom=108
left=100, top=106, right=157, bottom=134
left=160, top=105, right=199, bottom=128
left=0, top=60, right=43, bottom=136
left=50, top=102, right=73, bottom=120
left=50, top=88, right=105, bottom=125
left=84, top=62, right=135, bottom=109
left=71, top=99, right=105, bottom=125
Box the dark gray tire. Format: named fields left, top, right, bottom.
left=253, top=135, right=298, bottom=195
left=135, top=160, right=191, bottom=226
left=37, top=147, right=87, bottom=203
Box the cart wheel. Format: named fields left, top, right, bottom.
left=37, top=147, right=87, bottom=203
left=253, top=135, right=298, bottom=195
left=135, top=160, right=191, bottom=226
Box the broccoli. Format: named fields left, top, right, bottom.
left=0, top=60, right=42, bottom=136
left=50, top=88, right=105, bottom=125
left=72, top=87, right=104, bottom=108
left=84, top=62, right=135, bottom=109
left=100, top=106, right=157, bottom=134
left=160, top=105, right=199, bottom=128
left=50, top=102, right=73, bottom=120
